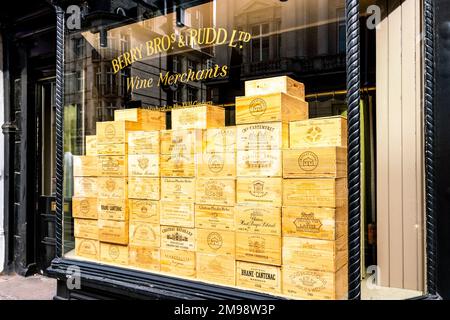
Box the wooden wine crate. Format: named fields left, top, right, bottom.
left=160, top=249, right=196, bottom=278
left=161, top=226, right=196, bottom=251
left=128, top=154, right=160, bottom=177
left=171, top=105, right=225, bottom=129
left=96, top=121, right=143, bottom=144
left=203, top=127, right=236, bottom=153
left=245, top=76, right=305, bottom=100
left=282, top=265, right=348, bottom=300
left=72, top=197, right=98, bottom=219
left=160, top=129, right=204, bottom=155
left=98, top=177, right=127, bottom=199
left=98, top=155, right=128, bottom=176
left=195, top=178, right=236, bottom=206
left=98, top=219, right=129, bottom=245
left=98, top=198, right=128, bottom=221
left=282, top=206, right=348, bottom=240
left=100, top=243, right=129, bottom=266
left=73, top=156, right=97, bottom=177
left=74, top=177, right=97, bottom=197
left=128, top=131, right=160, bottom=154
left=74, top=219, right=99, bottom=240
left=282, top=178, right=347, bottom=208
left=197, top=229, right=235, bottom=256
left=289, top=116, right=347, bottom=148
left=195, top=204, right=235, bottom=231
left=236, top=233, right=281, bottom=266
left=128, top=177, right=160, bottom=200
left=283, top=147, right=347, bottom=178
left=114, top=108, right=165, bottom=130
left=129, top=222, right=160, bottom=247
left=85, top=135, right=97, bottom=156
left=235, top=205, right=281, bottom=236
left=75, top=238, right=99, bottom=260
left=235, top=93, right=308, bottom=125
left=196, top=253, right=236, bottom=286
left=237, top=122, right=289, bottom=150
left=282, top=236, right=348, bottom=272
left=129, top=245, right=160, bottom=271
left=161, top=177, right=196, bottom=202
left=236, top=261, right=281, bottom=294
left=236, top=178, right=282, bottom=207
left=236, top=149, right=282, bottom=177
left=160, top=201, right=195, bottom=228
left=197, top=152, right=236, bottom=178
left=160, top=153, right=196, bottom=177
left=129, top=199, right=159, bottom=224
left=96, top=143, right=127, bottom=156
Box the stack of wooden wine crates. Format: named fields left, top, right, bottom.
left=71, top=75, right=348, bottom=300
left=73, top=109, right=165, bottom=269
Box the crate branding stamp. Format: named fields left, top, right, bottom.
left=208, top=154, right=225, bottom=173
left=249, top=98, right=267, bottom=118
left=207, top=232, right=223, bottom=250
left=249, top=180, right=268, bottom=198
left=293, top=212, right=323, bottom=233
left=305, top=126, right=323, bottom=143
left=298, top=151, right=319, bottom=171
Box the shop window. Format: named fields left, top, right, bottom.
left=187, top=85, right=198, bottom=102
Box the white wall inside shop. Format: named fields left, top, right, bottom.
left=0, top=34, right=5, bottom=273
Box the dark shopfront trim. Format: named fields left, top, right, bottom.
left=47, top=0, right=441, bottom=300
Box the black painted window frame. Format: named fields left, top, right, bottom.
left=48, top=0, right=438, bottom=300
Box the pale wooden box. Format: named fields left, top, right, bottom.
left=98, top=155, right=128, bottom=176
left=236, top=232, right=281, bottom=266
left=237, top=122, right=289, bottom=150
left=98, top=198, right=128, bottom=221
left=236, top=149, right=282, bottom=177
left=98, top=219, right=129, bottom=245
left=236, top=177, right=282, bottom=207
left=97, top=177, right=127, bottom=199
left=282, top=265, right=348, bottom=300
left=74, top=219, right=99, bottom=240
left=160, top=249, right=196, bottom=278
left=96, top=143, right=127, bottom=156
left=96, top=120, right=143, bottom=144
left=283, top=147, right=347, bottom=178
left=195, top=204, right=235, bottom=231
left=282, top=206, right=348, bottom=241
left=196, top=253, right=236, bottom=286
left=128, top=154, right=160, bottom=177
left=171, top=105, right=225, bottom=129
left=196, top=228, right=235, bottom=256
left=235, top=93, right=308, bottom=125
left=203, top=127, right=236, bottom=153
left=85, top=135, right=97, bottom=156
left=160, top=201, right=195, bottom=228
left=128, top=177, right=160, bottom=200
left=235, top=205, right=281, bottom=236
left=245, top=76, right=305, bottom=100
left=100, top=243, right=129, bottom=266
left=129, top=245, right=160, bottom=271
left=282, top=235, right=348, bottom=272
left=236, top=261, right=281, bottom=294
left=129, top=199, right=160, bottom=224
left=75, top=238, right=99, bottom=260
left=160, top=153, right=197, bottom=177
left=282, top=178, right=347, bottom=208
left=160, top=129, right=204, bottom=155
left=72, top=197, right=98, bottom=219
left=74, top=177, right=97, bottom=197
left=114, top=108, right=165, bottom=130
left=128, top=131, right=160, bottom=154
left=129, top=222, right=160, bottom=247
left=289, top=116, right=347, bottom=148
left=161, top=177, right=196, bottom=202
left=73, top=156, right=97, bottom=177
left=197, top=152, right=236, bottom=178
left=195, top=178, right=236, bottom=206
left=161, top=226, right=196, bottom=251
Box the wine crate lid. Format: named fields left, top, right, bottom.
left=245, top=76, right=305, bottom=100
